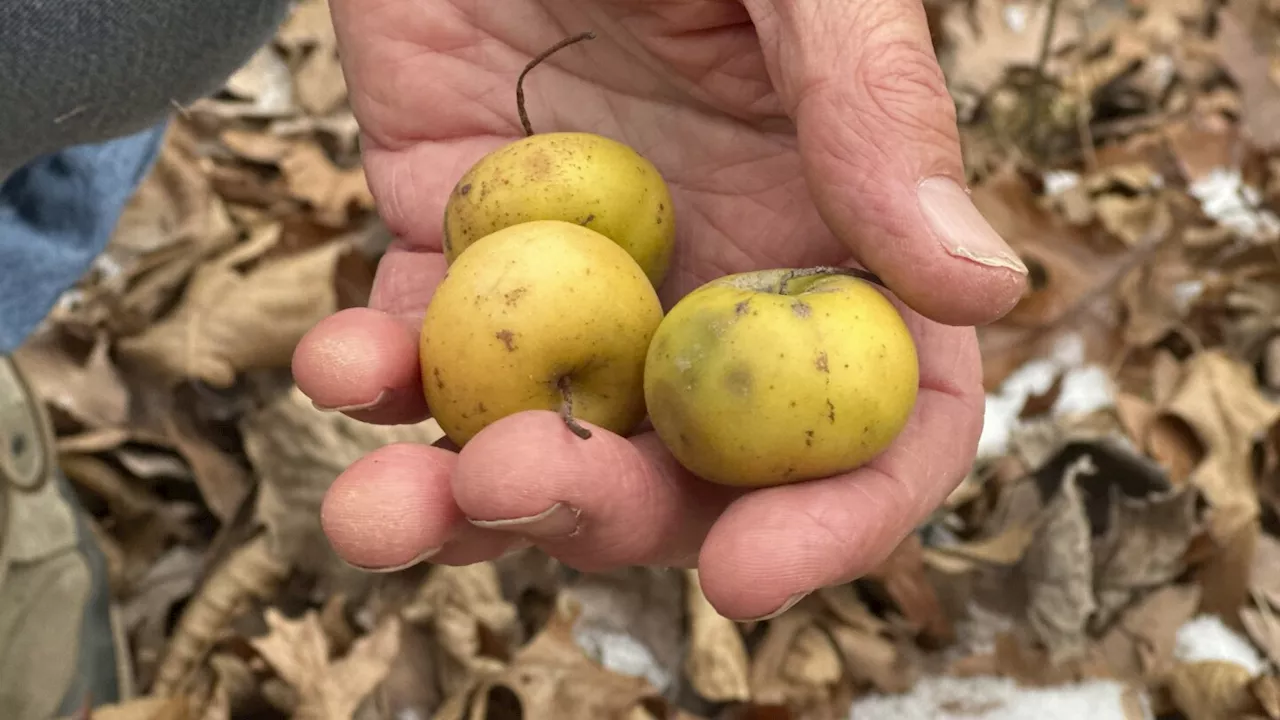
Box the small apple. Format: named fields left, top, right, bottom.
left=421, top=219, right=664, bottom=446
left=441, top=131, right=676, bottom=289
left=643, top=267, right=919, bottom=488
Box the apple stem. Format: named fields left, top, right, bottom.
left=778, top=266, right=885, bottom=294
left=557, top=376, right=593, bottom=440
left=517, top=31, right=598, bottom=137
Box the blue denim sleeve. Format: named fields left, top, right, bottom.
left=0, top=123, right=167, bottom=353
left=0, top=0, right=290, bottom=353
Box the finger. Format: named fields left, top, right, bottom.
left=744, top=0, right=1028, bottom=327
left=362, top=139, right=514, bottom=253
left=292, top=306, right=430, bottom=425
left=320, top=442, right=518, bottom=570
left=451, top=411, right=744, bottom=572
left=696, top=308, right=986, bottom=620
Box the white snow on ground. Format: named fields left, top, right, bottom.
left=847, top=675, right=1148, bottom=720
left=1174, top=614, right=1267, bottom=674
left=977, top=332, right=1115, bottom=459
left=846, top=614, right=1266, bottom=719
left=1188, top=167, right=1280, bottom=240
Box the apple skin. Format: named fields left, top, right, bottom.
left=643, top=268, right=919, bottom=488
left=441, top=132, right=676, bottom=289
left=420, top=219, right=664, bottom=447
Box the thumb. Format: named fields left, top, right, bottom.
left=745, top=0, right=1028, bottom=326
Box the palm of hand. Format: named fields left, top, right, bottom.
left=295, top=0, right=1028, bottom=620
left=339, top=0, right=851, bottom=303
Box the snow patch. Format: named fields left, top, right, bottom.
left=978, top=332, right=1115, bottom=459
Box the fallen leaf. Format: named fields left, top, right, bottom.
left=152, top=536, right=289, bottom=697
left=1020, top=457, right=1096, bottom=664
left=939, top=0, right=1081, bottom=99
left=1240, top=605, right=1280, bottom=668
left=684, top=569, right=751, bottom=703
left=435, top=596, right=663, bottom=720
left=56, top=696, right=193, bottom=720
left=116, top=237, right=354, bottom=388
left=250, top=607, right=401, bottom=720
left=1166, top=659, right=1261, bottom=720
left=1216, top=0, right=1280, bottom=151
left=748, top=600, right=845, bottom=715
left=277, top=143, right=374, bottom=228
left=121, top=545, right=206, bottom=689
left=1096, top=584, right=1203, bottom=682
left=401, top=563, right=521, bottom=700
left=824, top=623, right=917, bottom=696
left=863, top=534, right=954, bottom=646
left=972, top=166, right=1137, bottom=389
left=1157, top=350, right=1279, bottom=615
left=1091, top=483, right=1201, bottom=630
left=196, top=45, right=296, bottom=120
left=13, top=330, right=129, bottom=430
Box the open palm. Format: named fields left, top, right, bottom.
left=292, top=0, right=1028, bottom=620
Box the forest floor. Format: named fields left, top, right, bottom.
left=39, top=1, right=1280, bottom=718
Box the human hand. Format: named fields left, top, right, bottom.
left=292, top=0, right=1028, bottom=620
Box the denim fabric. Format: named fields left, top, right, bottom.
left=0, top=0, right=290, bottom=353
left=0, top=124, right=167, bottom=352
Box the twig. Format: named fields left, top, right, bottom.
left=516, top=31, right=597, bottom=136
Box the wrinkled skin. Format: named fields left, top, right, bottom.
left=292, top=0, right=1029, bottom=620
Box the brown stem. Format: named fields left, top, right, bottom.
left=557, top=376, right=592, bottom=440
left=517, top=31, right=597, bottom=137
left=777, top=266, right=885, bottom=294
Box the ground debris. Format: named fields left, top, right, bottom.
left=24, top=0, right=1280, bottom=718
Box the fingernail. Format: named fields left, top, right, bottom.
left=742, top=592, right=808, bottom=622
left=345, top=545, right=440, bottom=573
left=313, top=389, right=390, bottom=414
left=468, top=502, right=581, bottom=539
left=497, top=538, right=534, bottom=559
left=918, top=176, right=1028, bottom=274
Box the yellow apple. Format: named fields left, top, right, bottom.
left=441, top=132, right=676, bottom=289
left=420, top=219, right=664, bottom=446
left=643, top=268, right=919, bottom=487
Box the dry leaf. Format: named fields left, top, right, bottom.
left=1096, top=584, right=1203, bottom=682
left=939, top=0, right=1080, bottom=99
left=436, top=597, right=663, bottom=720
left=928, top=520, right=1039, bottom=568
left=1091, top=483, right=1201, bottom=629
left=159, top=395, right=253, bottom=523
left=824, top=623, right=917, bottom=695
left=14, top=331, right=129, bottom=429
left=684, top=569, right=751, bottom=703
left=748, top=601, right=845, bottom=715
left=278, top=143, right=374, bottom=228
left=117, top=238, right=353, bottom=388
left=972, top=166, right=1134, bottom=389
left=401, top=563, right=521, bottom=700
left=57, top=696, right=193, bottom=720
left=250, top=607, right=401, bottom=720
left=1158, top=350, right=1279, bottom=615
left=153, top=536, right=289, bottom=697
left=1167, top=659, right=1260, bottom=720
left=1216, top=0, right=1280, bottom=151
left=1020, top=459, right=1096, bottom=664
left=197, top=45, right=296, bottom=119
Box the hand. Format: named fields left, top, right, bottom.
left=292, top=0, right=1028, bottom=620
